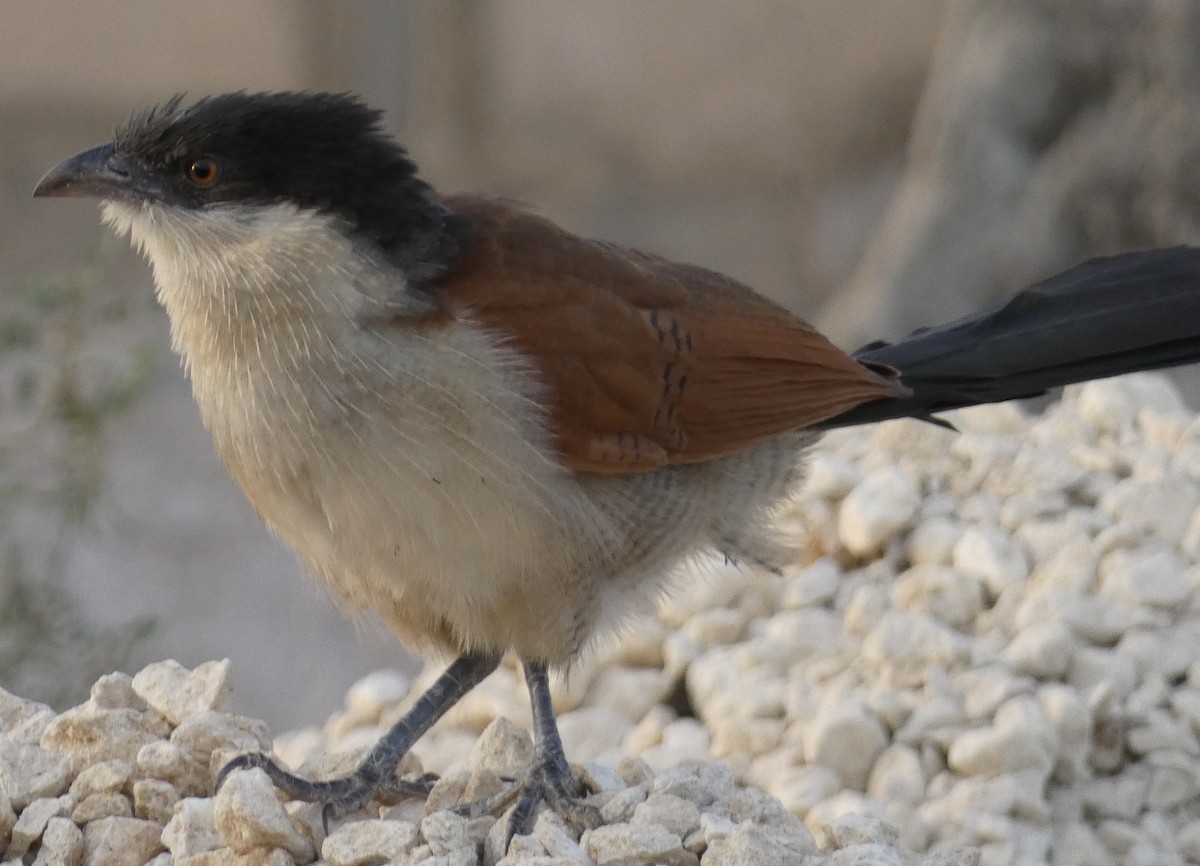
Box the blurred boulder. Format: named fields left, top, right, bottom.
left=823, top=0, right=1200, bottom=347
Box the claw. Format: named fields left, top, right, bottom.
left=215, top=750, right=434, bottom=833
left=501, top=757, right=602, bottom=849
left=212, top=655, right=501, bottom=831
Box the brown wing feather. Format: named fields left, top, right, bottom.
left=433, top=194, right=906, bottom=473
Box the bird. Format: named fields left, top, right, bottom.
left=32, top=91, right=1200, bottom=843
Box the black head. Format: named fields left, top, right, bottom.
left=35, top=91, right=470, bottom=283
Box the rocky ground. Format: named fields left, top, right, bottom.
left=4, top=373, right=1200, bottom=865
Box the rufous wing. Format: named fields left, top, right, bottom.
left=433, top=194, right=907, bottom=474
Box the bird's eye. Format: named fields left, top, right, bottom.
left=187, top=157, right=219, bottom=187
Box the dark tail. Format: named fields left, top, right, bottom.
left=821, top=246, right=1200, bottom=429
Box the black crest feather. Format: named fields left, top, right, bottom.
left=114, top=91, right=469, bottom=283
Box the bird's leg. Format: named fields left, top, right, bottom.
left=502, top=659, right=603, bottom=844
left=216, top=652, right=502, bottom=827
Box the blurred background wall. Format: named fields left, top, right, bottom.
left=3, top=0, right=1198, bottom=730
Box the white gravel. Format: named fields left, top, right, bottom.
left=4, top=373, right=1200, bottom=865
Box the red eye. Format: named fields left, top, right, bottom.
left=187, top=157, right=219, bottom=187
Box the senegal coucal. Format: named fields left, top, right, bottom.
left=33, top=91, right=1200, bottom=842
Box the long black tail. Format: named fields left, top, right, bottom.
left=822, top=246, right=1200, bottom=429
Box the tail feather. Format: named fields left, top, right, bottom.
left=821, top=246, right=1200, bottom=429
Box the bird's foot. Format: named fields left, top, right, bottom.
left=466, top=753, right=602, bottom=848
left=215, top=752, right=435, bottom=829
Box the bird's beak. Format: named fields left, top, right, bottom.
left=33, top=143, right=151, bottom=201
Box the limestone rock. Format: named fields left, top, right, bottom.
left=131, top=660, right=233, bottom=727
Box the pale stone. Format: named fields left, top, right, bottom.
left=824, top=812, right=898, bottom=848
left=87, top=673, right=147, bottom=713
left=686, top=604, right=748, bottom=642
left=842, top=585, right=889, bottom=637
left=175, top=848, right=295, bottom=866
left=803, top=698, right=887, bottom=791
left=213, top=767, right=312, bottom=860
left=1095, top=818, right=1142, bottom=856
left=283, top=801, right=327, bottom=854
left=756, top=607, right=847, bottom=667
left=999, top=490, right=1069, bottom=531
left=1118, top=627, right=1196, bottom=683
left=467, top=716, right=533, bottom=778
left=1170, top=688, right=1200, bottom=732
left=578, top=761, right=625, bottom=795
left=1146, top=753, right=1198, bottom=811
left=1178, top=819, right=1200, bottom=862
left=421, top=809, right=480, bottom=856
left=81, top=817, right=164, bottom=866
left=1126, top=709, right=1199, bottom=755
left=780, top=557, right=841, bottom=608
left=1003, top=620, right=1075, bottom=679
left=650, top=761, right=736, bottom=808
left=770, top=765, right=842, bottom=817
left=0, top=791, right=14, bottom=849
left=583, top=822, right=695, bottom=866
left=711, top=717, right=784, bottom=764
left=663, top=632, right=702, bottom=680
left=136, top=740, right=209, bottom=797
left=133, top=779, right=180, bottom=825
left=0, top=733, right=70, bottom=810
left=132, top=659, right=233, bottom=726
left=638, top=719, right=712, bottom=773
left=804, top=453, right=863, bottom=500
left=170, top=710, right=272, bottom=766
left=71, top=792, right=132, bottom=823
left=702, top=822, right=816, bottom=866
left=1099, top=546, right=1191, bottom=609
left=485, top=813, right=546, bottom=864
left=532, top=810, right=590, bottom=863
left=343, top=669, right=410, bottom=725
left=947, top=698, right=1055, bottom=778
left=31, top=816, right=83, bottom=866
left=40, top=706, right=163, bottom=777
left=558, top=706, right=633, bottom=765
left=892, top=564, right=984, bottom=629
left=1066, top=646, right=1138, bottom=703
left=614, top=757, right=653, bottom=789
left=161, top=798, right=224, bottom=858
left=838, top=469, right=921, bottom=555
left=906, top=517, right=963, bottom=566
left=1077, top=378, right=1139, bottom=434
left=630, top=793, right=700, bottom=840
left=1099, top=477, right=1200, bottom=546
left=6, top=795, right=72, bottom=859
left=584, top=666, right=671, bottom=723
left=957, top=666, right=1029, bottom=722
left=321, top=818, right=419, bottom=866
left=866, top=744, right=924, bottom=806
left=710, top=787, right=814, bottom=845
left=271, top=726, right=324, bottom=774
left=861, top=612, right=971, bottom=686
left=1023, top=533, right=1097, bottom=595
left=424, top=769, right=471, bottom=814
left=600, top=787, right=648, bottom=825
left=0, top=688, right=56, bottom=745
left=951, top=524, right=1029, bottom=595
left=1038, top=684, right=1090, bottom=783
left=69, top=759, right=133, bottom=800
left=1051, top=821, right=1108, bottom=866
left=621, top=705, right=674, bottom=756
left=1081, top=773, right=1149, bottom=822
